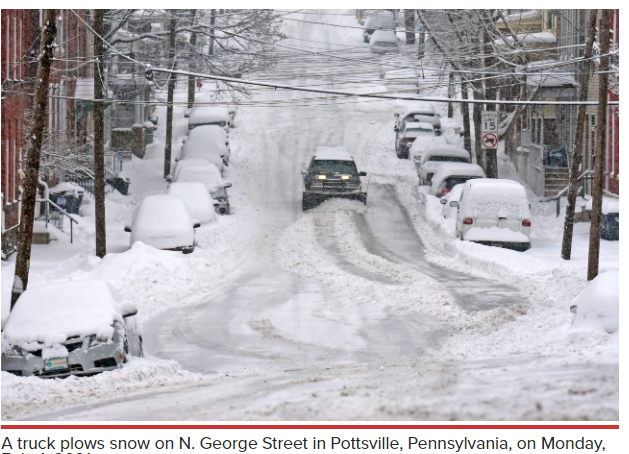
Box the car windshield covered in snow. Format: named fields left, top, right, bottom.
left=309, top=159, right=358, bottom=175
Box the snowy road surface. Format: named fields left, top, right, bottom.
left=1, top=10, right=618, bottom=421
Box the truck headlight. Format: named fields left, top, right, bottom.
left=317, top=175, right=327, bottom=180
left=341, top=175, right=351, bottom=180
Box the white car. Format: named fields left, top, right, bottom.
left=394, top=102, right=441, bottom=132
left=1, top=280, right=142, bottom=378
left=173, top=163, right=232, bottom=215
left=440, top=183, right=465, bottom=222
left=417, top=146, right=471, bottom=185
left=178, top=126, right=226, bottom=174
left=410, top=135, right=449, bottom=173
left=395, top=122, right=434, bottom=159
left=363, top=14, right=395, bottom=42
left=429, top=163, right=486, bottom=197
left=453, top=179, right=532, bottom=251
left=167, top=182, right=217, bottom=225
left=188, top=106, right=230, bottom=131
left=126, top=194, right=199, bottom=253
left=369, top=30, right=398, bottom=54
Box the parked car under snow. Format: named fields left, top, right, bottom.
left=453, top=179, right=532, bottom=251
left=395, top=122, right=434, bottom=159
left=188, top=106, right=230, bottom=132
left=178, top=126, right=227, bottom=173
left=1, top=280, right=143, bottom=378
left=173, top=163, right=232, bottom=215
left=126, top=194, right=199, bottom=253
left=417, top=146, right=471, bottom=185
left=167, top=182, right=217, bottom=225
left=429, top=162, right=486, bottom=197
left=369, top=30, right=399, bottom=54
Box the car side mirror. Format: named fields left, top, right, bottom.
left=450, top=201, right=458, bottom=208
left=223, top=181, right=232, bottom=188
left=124, top=226, right=132, bottom=233
left=394, top=126, right=399, bottom=131
left=212, top=199, right=220, bottom=206
left=440, top=198, right=447, bottom=205
left=174, top=157, right=179, bottom=162
left=193, top=220, right=201, bottom=229
left=220, top=153, right=225, bottom=158
left=166, top=175, right=173, bottom=183
left=359, top=171, right=367, bottom=177
left=394, top=113, right=399, bottom=118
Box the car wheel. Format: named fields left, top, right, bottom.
left=122, top=338, right=130, bottom=364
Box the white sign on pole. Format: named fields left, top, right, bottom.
left=481, top=111, right=498, bottom=133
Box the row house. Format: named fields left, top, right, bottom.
left=498, top=9, right=619, bottom=198
left=2, top=9, right=93, bottom=256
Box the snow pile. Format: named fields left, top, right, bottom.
left=1, top=357, right=209, bottom=420
left=49, top=182, right=85, bottom=196
left=570, top=271, right=619, bottom=334
left=3, top=280, right=126, bottom=346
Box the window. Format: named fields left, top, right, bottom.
left=5, top=13, right=10, bottom=81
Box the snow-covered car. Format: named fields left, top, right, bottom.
left=410, top=135, right=449, bottom=173
left=440, top=183, right=465, bottom=221
left=453, top=179, right=532, bottom=251
left=417, top=146, right=471, bottom=185
left=178, top=126, right=226, bottom=174
left=173, top=163, right=232, bottom=215
left=1, top=280, right=143, bottom=378
left=379, top=67, right=421, bottom=94
left=302, top=146, right=367, bottom=211
left=363, top=14, right=395, bottom=42
left=167, top=182, right=217, bottom=225
left=429, top=162, right=486, bottom=197
left=126, top=194, right=199, bottom=253
left=394, top=103, right=441, bottom=132
left=189, top=124, right=230, bottom=164
left=188, top=106, right=230, bottom=132
left=395, top=122, right=434, bottom=159
left=369, top=30, right=399, bottom=54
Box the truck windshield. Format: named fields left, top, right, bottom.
left=310, top=160, right=358, bottom=175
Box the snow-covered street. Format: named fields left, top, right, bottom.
left=1, top=10, right=618, bottom=421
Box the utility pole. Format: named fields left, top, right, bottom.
left=187, top=9, right=197, bottom=109
left=404, top=10, right=416, bottom=45
left=93, top=9, right=107, bottom=258
left=587, top=9, right=610, bottom=281
left=164, top=10, right=177, bottom=178
left=11, top=9, right=57, bottom=308
left=447, top=72, right=454, bottom=118
left=482, top=10, right=498, bottom=178
left=561, top=10, right=597, bottom=260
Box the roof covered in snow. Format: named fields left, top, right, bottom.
left=314, top=146, right=354, bottom=161
left=432, top=163, right=486, bottom=183
left=422, top=146, right=471, bottom=161
left=364, top=14, right=395, bottom=29
left=174, top=164, right=225, bottom=193
left=3, top=280, right=131, bottom=346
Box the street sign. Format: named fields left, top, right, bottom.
left=481, top=133, right=498, bottom=150
left=481, top=111, right=498, bottom=133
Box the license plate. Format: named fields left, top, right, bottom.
left=57, top=197, right=67, bottom=205
left=45, top=357, right=68, bottom=371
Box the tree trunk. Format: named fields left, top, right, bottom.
left=587, top=9, right=610, bottom=281
left=209, top=10, right=216, bottom=56
left=93, top=9, right=107, bottom=259
left=561, top=10, right=598, bottom=260
left=10, top=9, right=58, bottom=308
left=187, top=9, right=197, bottom=109
left=447, top=71, right=454, bottom=118
left=404, top=10, right=415, bottom=45
left=461, top=77, right=472, bottom=154
left=164, top=10, right=177, bottom=178
left=472, top=83, right=483, bottom=167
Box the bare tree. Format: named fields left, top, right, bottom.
left=11, top=9, right=58, bottom=308
left=187, top=9, right=198, bottom=109
left=561, top=10, right=598, bottom=260
left=164, top=10, right=177, bottom=179
left=587, top=9, right=610, bottom=281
